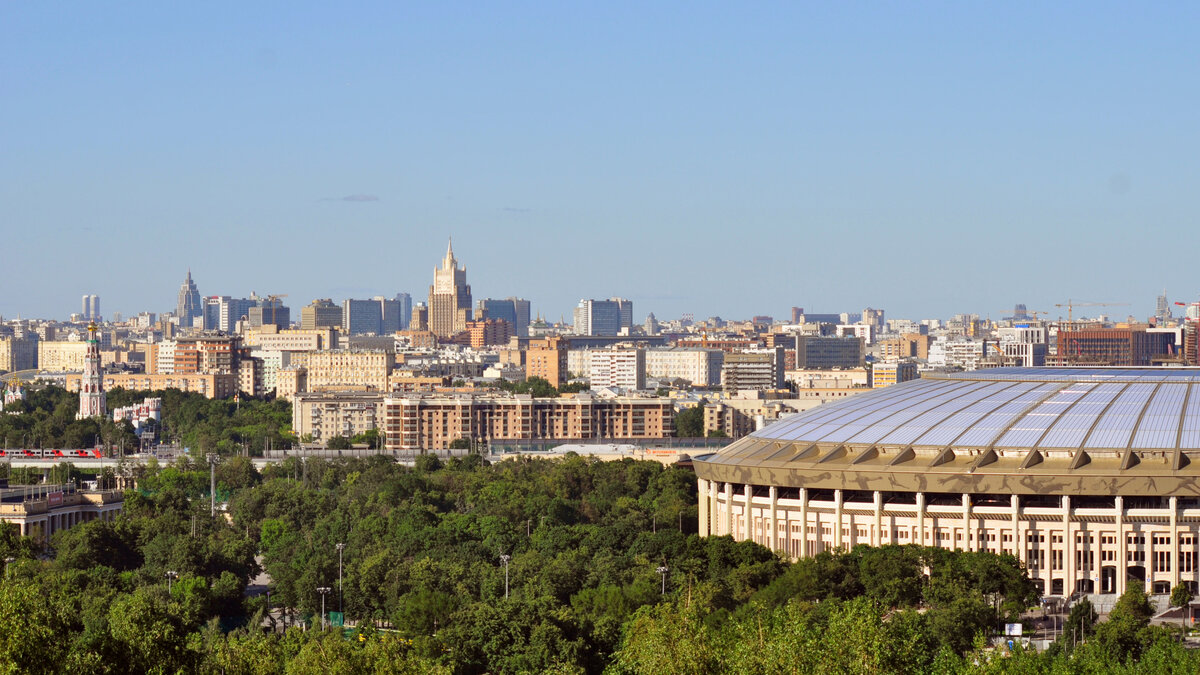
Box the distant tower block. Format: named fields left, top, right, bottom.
left=77, top=322, right=107, bottom=419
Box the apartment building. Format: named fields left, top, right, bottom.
left=291, top=350, right=394, bottom=392
left=645, top=348, right=724, bottom=387
left=589, top=347, right=645, bottom=390
left=382, top=393, right=674, bottom=451
left=292, top=392, right=384, bottom=443
left=526, top=337, right=570, bottom=388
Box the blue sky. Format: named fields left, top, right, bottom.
left=3, top=3, right=1198, bottom=323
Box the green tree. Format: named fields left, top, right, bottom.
left=673, top=406, right=704, bottom=438
left=326, top=436, right=351, bottom=450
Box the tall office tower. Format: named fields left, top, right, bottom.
left=613, top=298, right=633, bottom=332
left=478, top=298, right=532, bottom=336
left=206, top=296, right=255, bottom=332
left=394, top=293, right=413, bottom=331
left=343, top=299, right=384, bottom=335
left=377, top=296, right=404, bottom=334
left=791, top=307, right=804, bottom=324
left=428, top=238, right=472, bottom=337
left=248, top=297, right=290, bottom=329
left=1157, top=292, right=1171, bottom=322
left=573, top=298, right=628, bottom=336
left=177, top=270, right=202, bottom=328
left=302, top=299, right=343, bottom=330
left=202, top=297, right=222, bottom=330
left=81, top=295, right=100, bottom=321
left=76, top=322, right=106, bottom=419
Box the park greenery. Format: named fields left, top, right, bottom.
left=0, top=386, right=291, bottom=456
left=1, top=389, right=1199, bottom=672
left=0, top=450, right=1197, bottom=673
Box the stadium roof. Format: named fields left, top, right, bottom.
left=694, top=368, right=1200, bottom=497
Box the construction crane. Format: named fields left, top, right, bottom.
left=1054, top=299, right=1130, bottom=322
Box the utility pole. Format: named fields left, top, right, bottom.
left=500, top=554, right=511, bottom=599
left=166, top=570, right=178, bottom=594
left=336, top=542, right=346, bottom=615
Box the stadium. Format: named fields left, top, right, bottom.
left=694, top=367, right=1200, bottom=598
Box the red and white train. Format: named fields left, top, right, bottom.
left=0, top=449, right=104, bottom=459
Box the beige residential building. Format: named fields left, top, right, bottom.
left=645, top=348, right=724, bottom=387
left=527, top=337, right=570, bottom=388
left=383, top=393, right=674, bottom=451
left=300, top=299, right=344, bottom=331
left=704, top=398, right=807, bottom=439
left=242, top=327, right=338, bottom=351
left=276, top=367, right=308, bottom=401
left=293, top=392, right=384, bottom=443
left=37, top=341, right=90, bottom=372
left=291, top=350, right=394, bottom=392
left=0, top=335, right=38, bottom=373
left=65, top=372, right=237, bottom=399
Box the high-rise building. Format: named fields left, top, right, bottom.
left=411, top=303, right=429, bottom=332
left=378, top=296, right=404, bottom=334
left=573, top=298, right=631, bottom=336
left=394, top=293, right=413, bottom=331
left=176, top=270, right=202, bottom=328
left=589, top=347, right=645, bottom=390
left=428, top=239, right=472, bottom=338
left=205, top=296, right=256, bottom=333
left=301, top=299, right=343, bottom=330
left=81, top=295, right=100, bottom=322
left=248, top=296, right=290, bottom=329
left=1157, top=292, right=1172, bottom=323
left=77, top=323, right=106, bottom=419
left=478, top=298, right=532, bottom=336
left=527, top=337, right=570, bottom=388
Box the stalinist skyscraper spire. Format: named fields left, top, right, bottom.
left=77, top=322, right=106, bottom=419
left=428, top=237, right=472, bottom=337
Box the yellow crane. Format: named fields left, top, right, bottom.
left=1055, top=299, right=1129, bottom=322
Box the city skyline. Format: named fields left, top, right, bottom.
left=4, top=4, right=1200, bottom=321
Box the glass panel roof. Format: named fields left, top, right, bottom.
left=1083, top=383, right=1157, bottom=449
left=747, top=369, right=1200, bottom=451
left=994, top=383, right=1097, bottom=448
left=1179, top=385, right=1200, bottom=449
left=1130, top=383, right=1186, bottom=449
left=1036, top=382, right=1126, bottom=449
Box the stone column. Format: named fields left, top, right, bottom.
left=1115, top=496, right=1126, bottom=596
left=962, top=493, right=972, bottom=552
left=1171, top=496, right=1180, bottom=591
left=1063, top=495, right=1074, bottom=595
left=723, top=483, right=732, bottom=537
left=697, top=479, right=709, bottom=536
left=916, top=492, right=926, bottom=547
left=873, top=491, right=883, bottom=547
left=799, top=487, right=808, bottom=557
left=709, top=482, right=719, bottom=536
left=1011, top=494, right=1021, bottom=562
left=834, top=489, right=844, bottom=551
left=743, top=484, right=753, bottom=543
left=769, top=486, right=779, bottom=552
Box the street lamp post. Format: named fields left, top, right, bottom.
left=4, top=557, right=14, bottom=579
left=206, top=453, right=218, bottom=517
left=336, top=542, right=346, bottom=615
left=657, top=565, right=669, bottom=595
left=317, top=586, right=332, bottom=630
left=500, top=554, right=511, bottom=599
left=166, top=570, right=178, bottom=594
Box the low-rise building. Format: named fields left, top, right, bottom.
left=0, top=484, right=125, bottom=542
left=291, top=350, right=394, bottom=392
left=871, top=361, right=919, bottom=388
